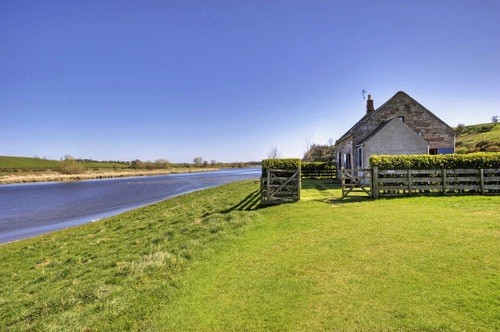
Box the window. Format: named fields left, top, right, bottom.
left=356, top=147, right=363, bottom=168
left=345, top=153, right=351, bottom=169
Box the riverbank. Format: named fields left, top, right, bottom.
left=0, top=167, right=219, bottom=184
left=1, top=179, right=498, bottom=330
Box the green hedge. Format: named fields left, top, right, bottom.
left=262, top=158, right=301, bottom=177
left=369, top=152, right=500, bottom=170
left=301, top=162, right=336, bottom=171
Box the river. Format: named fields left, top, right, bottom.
left=0, top=168, right=261, bottom=244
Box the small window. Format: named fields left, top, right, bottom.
left=344, top=153, right=351, bottom=169
left=429, top=148, right=438, bottom=155
left=398, top=116, right=405, bottom=122
left=356, top=147, right=363, bottom=168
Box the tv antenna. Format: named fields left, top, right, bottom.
left=362, top=89, right=368, bottom=101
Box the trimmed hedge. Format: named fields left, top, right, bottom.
left=369, top=152, right=500, bottom=170
left=262, top=158, right=301, bottom=177
left=301, top=162, right=336, bottom=171
left=301, top=162, right=337, bottom=179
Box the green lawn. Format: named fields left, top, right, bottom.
left=1, top=179, right=499, bottom=331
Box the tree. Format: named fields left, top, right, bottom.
left=455, top=123, right=466, bottom=136
left=58, top=155, right=86, bottom=174
left=303, top=136, right=312, bottom=160
left=267, top=146, right=281, bottom=159
left=131, top=159, right=145, bottom=169
left=492, top=115, right=499, bottom=125
left=193, top=157, right=204, bottom=166
left=303, top=144, right=335, bottom=162
left=155, top=159, right=171, bottom=169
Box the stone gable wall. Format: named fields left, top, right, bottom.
left=363, top=119, right=429, bottom=167
left=354, top=93, right=455, bottom=150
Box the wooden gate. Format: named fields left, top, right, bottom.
left=341, top=168, right=372, bottom=198
left=260, top=168, right=301, bottom=205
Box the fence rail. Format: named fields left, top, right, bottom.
left=372, top=168, right=500, bottom=198
left=340, top=168, right=500, bottom=199
left=341, top=168, right=372, bottom=198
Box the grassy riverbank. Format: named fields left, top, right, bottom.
left=1, top=180, right=499, bottom=330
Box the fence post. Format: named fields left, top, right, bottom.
left=480, top=168, right=485, bottom=194
left=266, top=169, right=271, bottom=202
left=442, top=169, right=447, bottom=195
left=407, top=169, right=412, bottom=195
left=341, top=168, right=345, bottom=198
left=297, top=168, right=301, bottom=201
left=372, top=167, right=379, bottom=199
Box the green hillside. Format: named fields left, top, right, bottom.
left=455, top=123, right=500, bottom=153
left=0, top=156, right=129, bottom=170
left=0, top=156, right=60, bottom=169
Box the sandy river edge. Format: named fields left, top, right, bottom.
left=0, top=168, right=220, bottom=185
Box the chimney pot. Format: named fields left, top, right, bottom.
left=366, top=95, right=374, bottom=113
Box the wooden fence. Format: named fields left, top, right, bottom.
left=341, top=168, right=372, bottom=198
left=373, top=168, right=500, bottom=198
left=260, top=168, right=301, bottom=205
left=341, top=167, right=500, bottom=199
left=301, top=168, right=336, bottom=179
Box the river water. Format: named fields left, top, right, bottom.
left=0, top=168, right=261, bottom=244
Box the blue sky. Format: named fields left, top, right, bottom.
left=1, top=0, right=499, bottom=163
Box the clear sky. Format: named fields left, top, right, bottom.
left=1, top=1, right=499, bottom=163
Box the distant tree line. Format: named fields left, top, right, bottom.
left=131, top=159, right=172, bottom=170
left=129, top=157, right=258, bottom=170
left=75, top=158, right=129, bottom=165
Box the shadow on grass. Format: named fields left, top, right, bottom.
left=225, top=190, right=262, bottom=212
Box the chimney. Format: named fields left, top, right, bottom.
left=366, top=94, right=375, bottom=114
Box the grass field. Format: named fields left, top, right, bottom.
left=0, top=156, right=60, bottom=169
left=0, top=156, right=128, bottom=170
left=456, top=123, right=500, bottom=153
left=1, top=180, right=499, bottom=330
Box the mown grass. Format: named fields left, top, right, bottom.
left=1, top=179, right=499, bottom=331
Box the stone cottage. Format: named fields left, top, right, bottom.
left=335, top=91, right=455, bottom=173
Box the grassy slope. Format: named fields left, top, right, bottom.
left=1, top=180, right=499, bottom=330
left=455, top=123, right=500, bottom=152
left=0, top=156, right=60, bottom=169
left=0, top=156, right=128, bottom=170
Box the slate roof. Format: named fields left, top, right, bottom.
left=336, top=91, right=454, bottom=144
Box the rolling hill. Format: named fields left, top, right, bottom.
left=455, top=123, right=500, bottom=153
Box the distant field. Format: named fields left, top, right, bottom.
left=0, top=156, right=60, bottom=169
left=0, top=156, right=129, bottom=170
left=455, top=123, right=500, bottom=153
